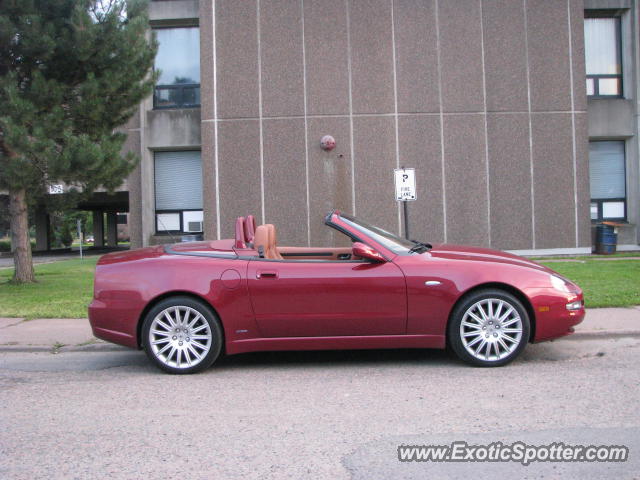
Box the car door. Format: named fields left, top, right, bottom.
left=246, top=258, right=407, bottom=338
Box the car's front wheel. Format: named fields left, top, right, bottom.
left=448, top=289, right=530, bottom=367
left=142, top=296, right=223, bottom=374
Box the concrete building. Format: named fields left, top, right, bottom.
left=28, top=0, right=640, bottom=254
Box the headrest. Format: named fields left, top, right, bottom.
left=253, top=224, right=270, bottom=253
left=235, top=217, right=247, bottom=249
left=244, top=215, right=256, bottom=243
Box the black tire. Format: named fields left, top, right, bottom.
left=142, top=296, right=223, bottom=374
left=448, top=289, right=530, bottom=367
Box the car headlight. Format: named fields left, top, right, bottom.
left=550, top=274, right=570, bottom=293
left=566, top=300, right=583, bottom=310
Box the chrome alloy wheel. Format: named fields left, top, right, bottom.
left=148, top=306, right=212, bottom=369
left=459, top=298, right=523, bottom=362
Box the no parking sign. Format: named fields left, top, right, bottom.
left=394, top=168, right=416, bottom=201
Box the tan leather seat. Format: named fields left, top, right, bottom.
left=253, top=224, right=283, bottom=260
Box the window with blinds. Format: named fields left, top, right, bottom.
left=589, top=141, right=626, bottom=221
left=154, top=151, right=203, bottom=233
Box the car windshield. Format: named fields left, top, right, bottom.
left=338, top=213, right=419, bottom=255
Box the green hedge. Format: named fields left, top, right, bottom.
left=0, top=239, right=37, bottom=252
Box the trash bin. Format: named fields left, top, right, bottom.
left=595, top=224, right=617, bottom=255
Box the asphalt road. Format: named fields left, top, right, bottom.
left=1, top=336, right=639, bottom=479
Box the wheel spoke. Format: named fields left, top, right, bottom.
left=503, top=328, right=522, bottom=334
left=187, top=313, right=201, bottom=329
left=192, top=324, right=208, bottom=334
left=463, top=330, right=482, bottom=338
left=501, top=333, right=518, bottom=344
left=191, top=334, right=210, bottom=341
left=152, top=338, right=170, bottom=345
left=167, top=345, right=177, bottom=362
left=183, top=347, right=192, bottom=366
left=494, top=301, right=504, bottom=319
left=477, top=304, right=489, bottom=322
left=155, top=318, right=172, bottom=331
left=502, top=317, right=520, bottom=327
left=164, top=311, right=176, bottom=327
left=191, top=340, right=208, bottom=351
left=474, top=338, right=487, bottom=355
left=151, top=329, right=170, bottom=337
left=467, top=311, right=484, bottom=325
left=186, top=343, right=202, bottom=360
left=498, top=307, right=514, bottom=323
left=466, top=335, right=483, bottom=348
left=462, top=321, right=482, bottom=330
left=487, top=300, right=494, bottom=318
left=497, top=337, right=510, bottom=354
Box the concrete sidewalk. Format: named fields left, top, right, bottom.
left=1, top=307, right=640, bottom=353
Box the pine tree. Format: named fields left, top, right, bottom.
left=0, top=0, right=157, bottom=283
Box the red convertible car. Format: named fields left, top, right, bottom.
left=89, top=211, right=585, bottom=374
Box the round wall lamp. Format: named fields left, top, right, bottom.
left=320, top=135, right=336, bottom=151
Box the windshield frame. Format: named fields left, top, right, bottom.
left=330, top=212, right=419, bottom=256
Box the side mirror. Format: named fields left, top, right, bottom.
left=352, top=242, right=386, bottom=263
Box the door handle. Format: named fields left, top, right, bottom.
left=256, top=271, right=278, bottom=279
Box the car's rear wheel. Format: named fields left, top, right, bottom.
left=448, top=289, right=530, bottom=367
left=142, top=296, right=222, bottom=374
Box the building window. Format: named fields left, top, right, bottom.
left=589, top=141, right=626, bottom=221
left=584, top=16, right=622, bottom=97
left=154, top=151, right=203, bottom=233
left=153, top=27, right=200, bottom=109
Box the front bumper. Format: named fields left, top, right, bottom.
left=531, top=289, right=585, bottom=342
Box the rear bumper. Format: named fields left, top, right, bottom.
left=88, top=299, right=139, bottom=349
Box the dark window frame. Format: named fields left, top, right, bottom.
left=584, top=12, right=623, bottom=99
left=591, top=198, right=627, bottom=222
left=155, top=209, right=204, bottom=235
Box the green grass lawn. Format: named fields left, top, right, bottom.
left=0, top=256, right=638, bottom=319
left=531, top=251, right=640, bottom=261
left=540, top=258, right=640, bottom=308
left=0, top=258, right=98, bottom=319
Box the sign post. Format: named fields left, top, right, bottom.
left=394, top=167, right=417, bottom=239
left=77, top=219, right=83, bottom=260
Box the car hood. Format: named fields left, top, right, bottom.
left=427, top=243, right=553, bottom=273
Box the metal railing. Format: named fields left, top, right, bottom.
left=153, top=84, right=200, bottom=109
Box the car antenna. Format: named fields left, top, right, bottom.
left=156, top=217, right=178, bottom=244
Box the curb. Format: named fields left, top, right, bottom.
left=565, top=330, right=640, bottom=340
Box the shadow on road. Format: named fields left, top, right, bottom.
left=215, top=348, right=456, bottom=370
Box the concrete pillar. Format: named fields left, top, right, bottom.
left=92, top=211, right=104, bottom=247
left=106, top=212, right=118, bottom=247
left=34, top=207, right=50, bottom=251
